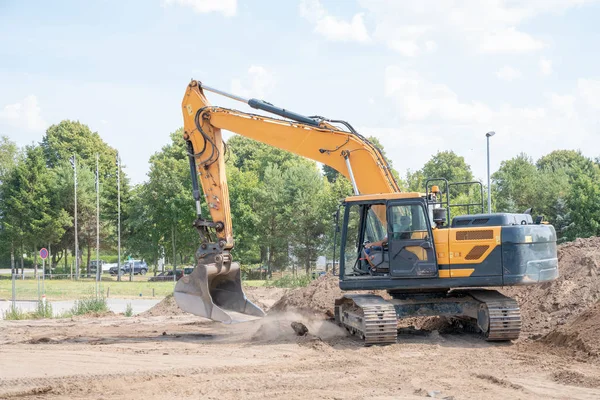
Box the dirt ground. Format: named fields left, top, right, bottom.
left=3, top=237, right=600, bottom=399
left=0, top=291, right=598, bottom=399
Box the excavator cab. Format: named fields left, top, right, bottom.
left=340, top=194, right=438, bottom=281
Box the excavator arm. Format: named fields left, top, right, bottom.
left=174, top=80, right=399, bottom=322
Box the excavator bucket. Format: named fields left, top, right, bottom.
left=173, top=260, right=265, bottom=324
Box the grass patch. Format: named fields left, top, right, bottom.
left=242, top=280, right=267, bottom=287
left=124, top=303, right=133, bottom=317
left=268, top=274, right=313, bottom=288
left=32, top=300, right=53, bottom=319
left=71, top=296, right=109, bottom=316
left=0, top=279, right=175, bottom=301
left=2, top=300, right=53, bottom=320
left=2, top=305, right=27, bottom=320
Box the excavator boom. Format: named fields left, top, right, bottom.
left=174, top=80, right=399, bottom=322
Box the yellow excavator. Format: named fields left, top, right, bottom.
left=174, top=80, right=559, bottom=345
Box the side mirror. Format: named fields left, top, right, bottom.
left=420, top=242, right=432, bottom=249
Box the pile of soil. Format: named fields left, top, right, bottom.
left=140, top=295, right=188, bottom=317
left=500, top=236, right=600, bottom=337
left=543, top=301, right=600, bottom=357
left=140, top=287, right=284, bottom=318
left=269, top=274, right=342, bottom=318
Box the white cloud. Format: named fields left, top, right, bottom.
left=230, top=66, right=276, bottom=99
left=356, top=1, right=593, bottom=55
left=384, top=66, right=493, bottom=123
left=299, top=0, right=370, bottom=43
left=548, top=92, right=576, bottom=118
left=379, top=66, right=600, bottom=181
left=162, top=0, right=236, bottom=17
left=496, top=66, right=522, bottom=81
left=480, top=27, right=546, bottom=53
left=425, top=40, right=437, bottom=53
left=578, top=78, right=600, bottom=109
left=0, top=95, right=47, bottom=131
left=540, top=58, right=553, bottom=76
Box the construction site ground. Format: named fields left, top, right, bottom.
left=3, top=237, right=600, bottom=399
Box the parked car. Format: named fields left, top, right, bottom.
left=109, top=260, right=148, bottom=276
left=89, top=260, right=105, bottom=274
left=108, top=264, right=122, bottom=276
left=148, top=270, right=183, bottom=282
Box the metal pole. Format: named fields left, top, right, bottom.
left=42, top=257, right=45, bottom=295
left=485, top=131, right=495, bottom=213
left=487, top=136, right=491, bottom=213
left=117, top=153, right=121, bottom=282
left=96, top=153, right=100, bottom=296
left=11, top=272, right=15, bottom=309
left=71, top=155, right=79, bottom=280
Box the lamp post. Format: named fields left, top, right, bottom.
left=70, top=155, right=78, bottom=279
left=116, top=153, right=121, bottom=282
left=486, top=131, right=496, bottom=213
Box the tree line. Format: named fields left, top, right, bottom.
left=1, top=120, right=599, bottom=275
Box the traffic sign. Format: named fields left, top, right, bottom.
left=39, top=248, right=48, bottom=260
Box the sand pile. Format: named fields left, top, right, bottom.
left=269, top=274, right=342, bottom=318
left=141, top=287, right=285, bottom=317
left=543, top=301, right=600, bottom=357
left=140, top=295, right=188, bottom=317
left=500, top=236, right=600, bottom=337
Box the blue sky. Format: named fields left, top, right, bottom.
left=1, top=0, right=599, bottom=184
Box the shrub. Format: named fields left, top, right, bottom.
left=269, top=274, right=312, bottom=288
left=71, top=295, right=109, bottom=315
left=124, top=303, right=133, bottom=317
left=2, top=305, right=27, bottom=320
left=32, top=300, right=53, bottom=319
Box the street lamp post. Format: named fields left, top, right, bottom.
left=116, top=153, right=121, bottom=282
left=96, top=154, right=100, bottom=293
left=70, top=155, right=79, bottom=279
left=486, top=131, right=496, bottom=213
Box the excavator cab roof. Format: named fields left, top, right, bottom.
left=344, top=192, right=424, bottom=203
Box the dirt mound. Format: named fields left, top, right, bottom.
left=543, top=301, right=600, bottom=357
left=140, top=295, right=188, bottom=317
left=269, top=274, right=342, bottom=318
left=141, top=287, right=285, bottom=318
left=500, top=236, right=600, bottom=337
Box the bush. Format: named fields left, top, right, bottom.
left=2, top=300, right=53, bottom=320
left=124, top=303, right=133, bottom=317
left=71, top=295, right=109, bottom=315
left=2, top=305, right=27, bottom=320
left=32, top=300, right=53, bottom=319
left=269, top=274, right=313, bottom=288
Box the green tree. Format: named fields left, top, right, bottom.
left=1, top=145, right=70, bottom=276
left=0, top=137, right=19, bottom=272
left=255, top=163, right=289, bottom=271
left=284, top=162, right=331, bottom=274
left=227, top=158, right=261, bottom=264
left=492, top=153, right=538, bottom=213
left=565, top=171, right=600, bottom=240
left=41, top=120, right=131, bottom=253
left=408, top=150, right=474, bottom=192
left=52, top=160, right=97, bottom=275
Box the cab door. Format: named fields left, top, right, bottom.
left=387, top=200, right=438, bottom=278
